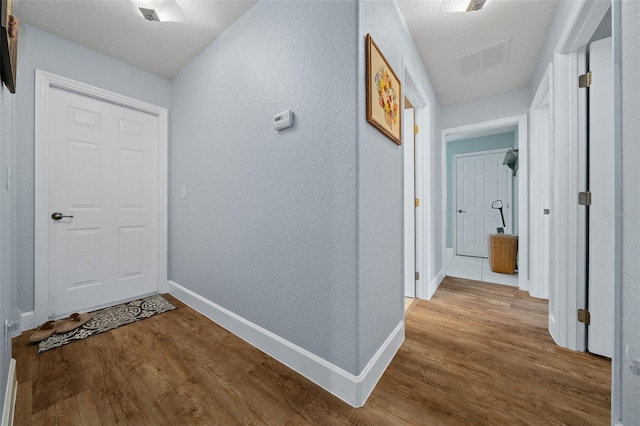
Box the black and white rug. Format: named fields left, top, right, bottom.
left=38, top=294, right=176, bottom=353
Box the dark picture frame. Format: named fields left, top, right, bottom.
left=1, top=0, right=17, bottom=93
left=366, top=34, right=401, bottom=145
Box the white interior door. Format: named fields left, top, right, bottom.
left=587, top=37, right=614, bottom=358
left=47, top=86, right=159, bottom=317
left=403, top=108, right=415, bottom=297
left=455, top=152, right=510, bottom=257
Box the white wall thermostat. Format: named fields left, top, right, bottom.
left=274, top=110, right=294, bottom=130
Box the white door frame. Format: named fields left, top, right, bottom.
left=611, top=2, right=623, bottom=423
left=442, top=114, right=528, bottom=293
left=403, top=106, right=416, bottom=298
left=546, top=0, right=611, bottom=350
left=530, top=63, right=554, bottom=302
left=452, top=148, right=513, bottom=257
left=34, top=70, right=168, bottom=326
left=402, top=55, right=431, bottom=301
left=543, top=0, right=618, bottom=422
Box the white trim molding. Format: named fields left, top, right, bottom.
left=445, top=248, right=454, bottom=266
left=168, top=281, right=404, bottom=407
left=20, top=311, right=35, bottom=332
left=529, top=63, right=554, bottom=302
left=33, top=70, right=169, bottom=325
left=428, top=267, right=445, bottom=300
left=402, top=54, right=432, bottom=302
left=2, top=359, right=17, bottom=426
left=556, top=0, right=612, bottom=54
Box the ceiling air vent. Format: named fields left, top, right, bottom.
left=456, top=39, right=511, bottom=76
left=139, top=7, right=160, bottom=22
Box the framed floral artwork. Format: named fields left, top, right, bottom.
left=366, top=34, right=401, bottom=145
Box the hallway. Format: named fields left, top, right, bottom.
left=13, top=278, right=610, bottom=424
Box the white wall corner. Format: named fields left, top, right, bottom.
left=445, top=247, right=454, bottom=266
left=427, top=267, right=445, bottom=300
left=167, top=281, right=404, bottom=407
left=20, top=311, right=35, bottom=332
left=2, top=359, right=17, bottom=426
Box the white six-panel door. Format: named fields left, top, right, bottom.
left=47, top=86, right=158, bottom=317
left=455, top=152, right=510, bottom=258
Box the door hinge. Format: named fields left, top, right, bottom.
left=579, top=72, right=592, bottom=88
left=578, top=191, right=592, bottom=206
left=415, top=272, right=420, bottom=281
left=578, top=308, right=591, bottom=325
left=415, top=198, right=420, bottom=207
left=414, top=125, right=419, bottom=135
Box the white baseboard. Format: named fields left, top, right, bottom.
left=427, top=267, right=445, bottom=300
left=2, top=359, right=17, bottom=426
left=168, top=280, right=404, bottom=407
left=445, top=247, right=454, bottom=265
left=20, top=311, right=35, bottom=332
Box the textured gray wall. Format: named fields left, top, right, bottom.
left=170, top=1, right=360, bottom=374
left=0, top=73, right=16, bottom=420
left=357, top=0, right=442, bottom=371
left=15, top=24, right=171, bottom=313
left=530, top=0, right=576, bottom=97
left=621, top=0, right=640, bottom=422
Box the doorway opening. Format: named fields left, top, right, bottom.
left=442, top=115, right=528, bottom=291
left=448, top=146, right=516, bottom=286
left=401, top=56, right=432, bottom=310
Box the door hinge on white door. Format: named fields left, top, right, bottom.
left=415, top=272, right=420, bottom=281
left=579, top=72, right=592, bottom=88
left=414, top=125, right=419, bottom=135
left=578, top=308, right=591, bottom=325
left=415, top=198, right=420, bottom=207
left=578, top=191, right=592, bottom=206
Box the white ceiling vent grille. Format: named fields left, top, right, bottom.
left=139, top=7, right=160, bottom=22
left=456, top=39, right=511, bottom=76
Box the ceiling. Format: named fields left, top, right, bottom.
left=15, top=0, right=257, bottom=79
left=15, top=0, right=558, bottom=107
left=397, top=0, right=558, bottom=106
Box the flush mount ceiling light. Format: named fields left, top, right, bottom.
left=441, top=0, right=488, bottom=13
left=132, top=0, right=185, bottom=22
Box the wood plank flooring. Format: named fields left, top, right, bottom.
left=12, top=277, right=610, bottom=425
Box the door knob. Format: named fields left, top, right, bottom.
left=51, top=212, right=74, bottom=220
left=457, top=209, right=466, bottom=213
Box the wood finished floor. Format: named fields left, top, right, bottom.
left=13, top=277, right=610, bottom=425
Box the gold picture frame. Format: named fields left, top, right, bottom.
left=1, top=0, right=17, bottom=93
left=366, top=34, right=401, bottom=145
